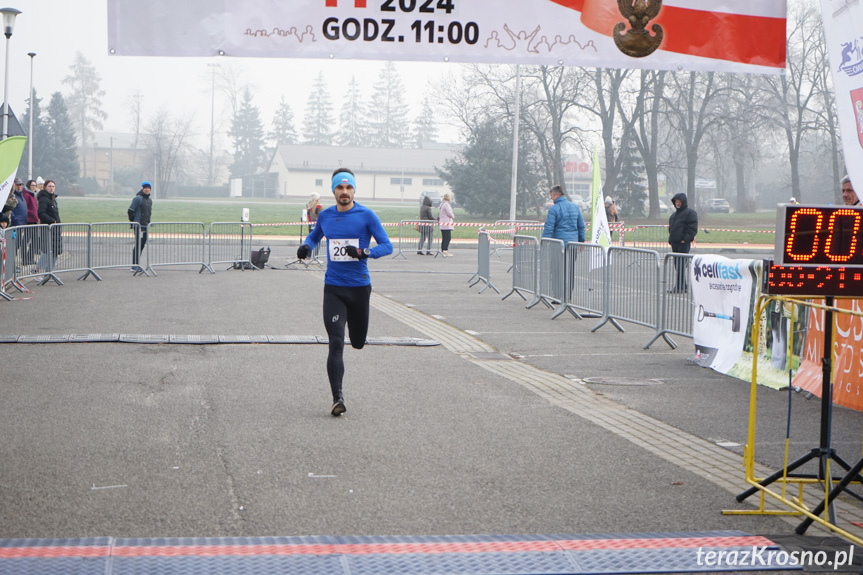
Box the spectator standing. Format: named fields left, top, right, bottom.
left=128, top=181, right=153, bottom=267
left=604, top=196, right=618, bottom=222
left=35, top=176, right=44, bottom=192
left=841, top=175, right=859, bottom=206
left=9, top=178, right=28, bottom=227
left=542, top=185, right=585, bottom=244
left=438, top=192, right=455, bottom=257
left=418, top=195, right=434, bottom=255
left=36, top=180, right=61, bottom=273
left=667, top=192, right=698, bottom=292
left=21, top=180, right=39, bottom=265
left=306, top=192, right=322, bottom=235
left=296, top=168, right=393, bottom=416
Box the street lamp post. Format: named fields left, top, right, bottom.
left=0, top=7, right=21, bottom=140
left=27, top=51, right=34, bottom=178
left=207, top=62, right=219, bottom=187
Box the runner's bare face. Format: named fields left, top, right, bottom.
left=335, top=183, right=354, bottom=207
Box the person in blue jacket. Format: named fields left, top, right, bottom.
left=297, top=168, right=393, bottom=416
left=542, top=185, right=585, bottom=244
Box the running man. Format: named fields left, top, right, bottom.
left=296, top=168, right=393, bottom=416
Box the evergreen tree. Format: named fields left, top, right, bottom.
left=18, top=89, right=51, bottom=180
left=229, top=89, right=268, bottom=177
left=438, top=119, right=540, bottom=218
left=62, top=51, right=107, bottom=179
left=42, top=92, right=79, bottom=193
left=412, top=93, right=439, bottom=148
left=269, top=96, right=298, bottom=146
left=302, top=73, right=334, bottom=145
left=614, top=129, right=648, bottom=217
left=336, top=77, right=367, bottom=147
left=367, top=62, right=410, bottom=148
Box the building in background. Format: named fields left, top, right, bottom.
left=266, top=144, right=458, bottom=202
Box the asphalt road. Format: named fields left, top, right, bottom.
left=1, top=246, right=860, bottom=559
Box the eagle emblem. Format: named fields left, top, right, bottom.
left=613, top=0, right=663, bottom=58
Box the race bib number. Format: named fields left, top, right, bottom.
left=329, top=238, right=360, bottom=262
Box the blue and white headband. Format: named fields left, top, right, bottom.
left=331, top=172, right=356, bottom=194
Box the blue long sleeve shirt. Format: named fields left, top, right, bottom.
left=303, top=202, right=393, bottom=287
left=542, top=196, right=585, bottom=244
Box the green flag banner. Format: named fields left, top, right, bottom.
left=0, top=136, right=27, bottom=208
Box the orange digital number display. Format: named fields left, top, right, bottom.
left=764, top=262, right=863, bottom=297
left=777, top=205, right=863, bottom=267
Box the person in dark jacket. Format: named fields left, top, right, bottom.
left=36, top=180, right=61, bottom=272
left=417, top=195, right=434, bottom=255
left=10, top=178, right=28, bottom=227
left=128, top=181, right=153, bottom=266
left=667, top=192, right=698, bottom=292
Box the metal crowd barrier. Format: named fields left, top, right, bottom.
left=208, top=222, right=254, bottom=270
left=469, top=231, right=499, bottom=294
left=644, top=253, right=695, bottom=349
left=528, top=238, right=567, bottom=316
left=629, top=225, right=670, bottom=253
left=145, top=222, right=215, bottom=276
left=8, top=224, right=64, bottom=286
left=393, top=220, right=441, bottom=259
left=558, top=242, right=606, bottom=320
left=591, top=247, right=663, bottom=346
left=90, top=222, right=148, bottom=276
left=488, top=220, right=543, bottom=257
left=502, top=235, right=538, bottom=303
left=0, top=228, right=11, bottom=300
left=286, top=228, right=325, bottom=269
left=51, top=223, right=96, bottom=281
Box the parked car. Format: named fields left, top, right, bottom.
left=642, top=198, right=670, bottom=215
left=705, top=198, right=732, bottom=213
left=419, top=190, right=442, bottom=208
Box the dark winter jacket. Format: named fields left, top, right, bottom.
left=127, top=189, right=153, bottom=227
left=10, top=189, right=28, bottom=226
left=37, top=188, right=62, bottom=254
left=419, top=196, right=434, bottom=221
left=668, top=192, right=698, bottom=245
left=37, top=189, right=61, bottom=225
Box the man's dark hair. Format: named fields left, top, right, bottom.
left=550, top=185, right=564, bottom=197
left=332, top=167, right=354, bottom=177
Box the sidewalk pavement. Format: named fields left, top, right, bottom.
left=1, top=247, right=861, bottom=561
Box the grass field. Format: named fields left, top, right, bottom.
left=53, top=196, right=778, bottom=243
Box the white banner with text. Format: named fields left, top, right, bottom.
left=107, top=0, right=787, bottom=74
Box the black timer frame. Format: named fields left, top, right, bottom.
left=739, top=204, right=863, bottom=531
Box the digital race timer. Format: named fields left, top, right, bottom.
left=775, top=204, right=863, bottom=266
left=765, top=204, right=863, bottom=296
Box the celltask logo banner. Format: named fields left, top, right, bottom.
left=690, top=255, right=756, bottom=374
left=106, top=0, right=787, bottom=74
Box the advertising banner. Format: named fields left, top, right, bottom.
left=588, top=147, right=609, bottom=270
left=107, top=1, right=787, bottom=74
left=820, top=0, right=863, bottom=194
left=689, top=255, right=758, bottom=374
left=792, top=299, right=863, bottom=412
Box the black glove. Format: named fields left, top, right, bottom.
left=344, top=245, right=368, bottom=260
left=127, top=209, right=135, bottom=222
left=297, top=244, right=311, bottom=260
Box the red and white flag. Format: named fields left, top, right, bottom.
left=550, top=0, right=787, bottom=70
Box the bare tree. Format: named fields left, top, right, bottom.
left=127, top=91, right=144, bottom=162
left=764, top=0, right=823, bottom=202
left=662, top=71, right=723, bottom=208
left=141, top=107, right=197, bottom=198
